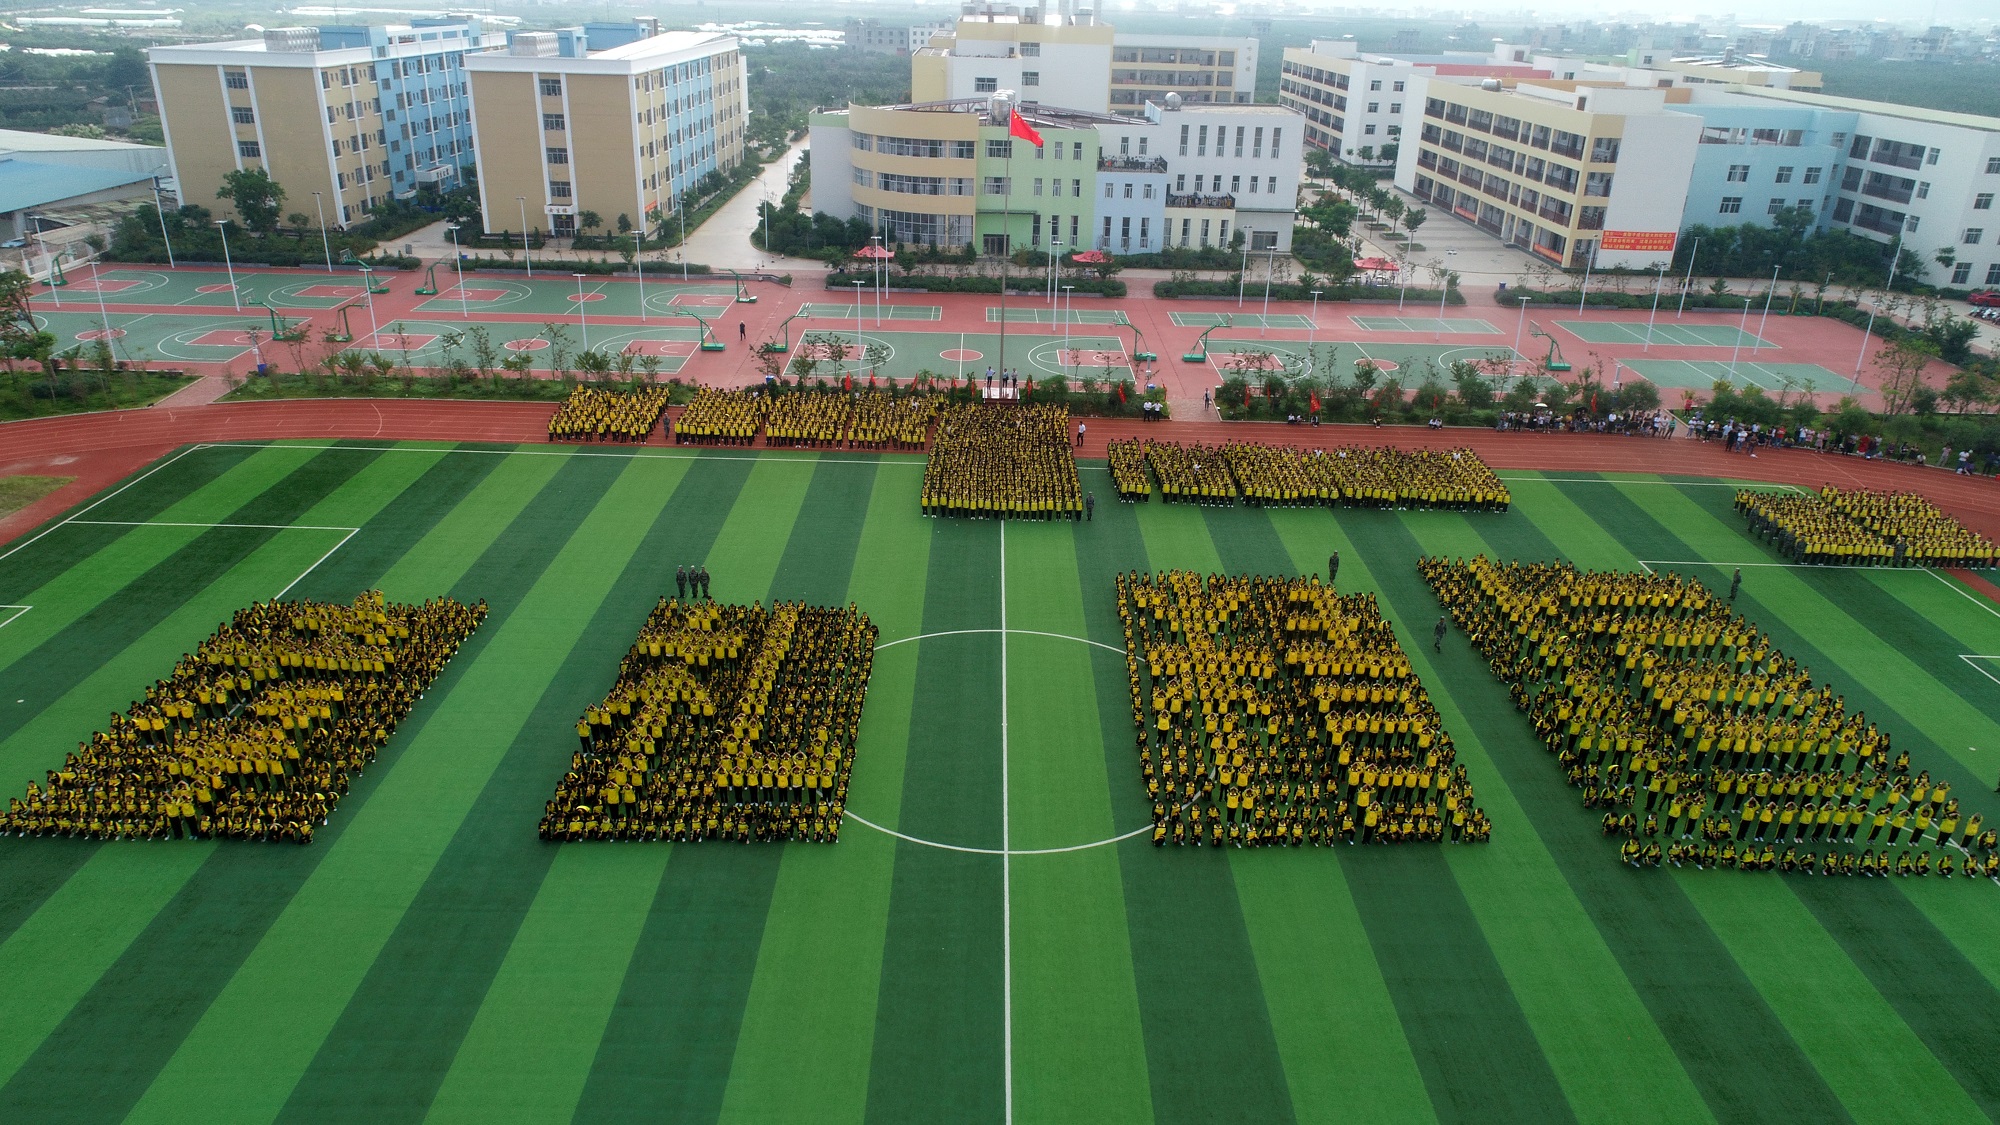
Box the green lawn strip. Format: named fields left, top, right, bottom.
left=1113, top=500, right=1297, bottom=1124
left=117, top=452, right=604, bottom=1125
left=0, top=844, right=216, bottom=1094
left=276, top=454, right=726, bottom=1125
left=1593, top=479, right=2000, bottom=1114
left=1616, top=482, right=2000, bottom=796
left=862, top=520, right=1007, bottom=1125
left=1443, top=491, right=1849, bottom=1120
left=1567, top=477, right=1997, bottom=1115
left=1493, top=474, right=1634, bottom=572
left=1882, top=880, right=2000, bottom=1011
left=1349, top=512, right=1711, bottom=1124
left=0, top=444, right=331, bottom=723
left=0, top=474, right=71, bottom=520
left=1675, top=875, right=1982, bottom=1124
left=718, top=463, right=931, bottom=1125
left=551, top=460, right=856, bottom=1125
left=0, top=446, right=432, bottom=1102
left=1001, top=520, right=1154, bottom=1125
left=428, top=459, right=788, bottom=1125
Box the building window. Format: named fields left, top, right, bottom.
left=224, top=71, right=249, bottom=90
left=1023, top=71, right=1039, bottom=86
left=539, top=78, right=562, bottom=96
left=1268, top=176, right=1277, bottom=193
left=1369, top=79, right=1381, bottom=91
left=1803, top=166, right=1822, bottom=184
left=1774, top=166, right=1794, bottom=183
left=1719, top=197, right=1742, bottom=214
left=1123, top=182, right=1133, bottom=198
left=1364, top=125, right=1376, bottom=136
left=1101, top=216, right=1112, bottom=245
left=975, top=77, right=998, bottom=93
left=237, top=141, right=261, bottom=158
left=1367, top=102, right=1379, bottom=113
left=1976, top=193, right=1995, bottom=210
left=1798, top=199, right=1814, bottom=211
left=548, top=181, right=572, bottom=199
left=1989, top=263, right=2000, bottom=284
left=1389, top=103, right=1401, bottom=115
left=1230, top=175, right=1240, bottom=193
left=1197, top=126, right=1207, bottom=156
left=1952, top=262, right=1973, bottom=284
left=1393, top=80, right=1405, bottom=92
left=1917, top=181, right=1931, bottom=199
left=1138, top=137, right=1147, bottom=155
left=952, top=140, right=976, bottom=158
left=543, top=114, right=564, bottom=131
left=1175, top=174, right=1186, bottom=192
left=1143, top=183, right=1154, bottom=200
left=1104, top=182, right=1114, bottom=199
left=1927, top=146, right=1940, bottom=165
left=984, top=176, right=1010, bottom=195
left=1033, top=178, right=1043, bottom=196
left=1966, top=228, right=1985, bottom=245
left=986, top=140, right=1012, bottom=158
left=1179, top=124, right=1189, bottom=156
left=852, top=167, right=871, bottom=188
left=1022, top=42, right=1040, bottom=57
left=1766, top=198, right=1786, bottom=215
left=546, top=147, right=568, bottom=164
left=1271, top=128, right=1281, bottom=157
left=231, top=107, right=255, bottom=125
left=1907, top=215, right=1920, bottom=232
left=1726, top=164, right=1749, bottom=182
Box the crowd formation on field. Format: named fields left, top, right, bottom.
left=1118, top=571, right=1490, bottom=848
left=1100, top=440, right=1509, bottom=513
left=3, top=592, right=484, bottom=843
left=540, top=598, right=876, bottom=843
left=765, top=390, right=940, bottom=449
left=674, top=388, right=769, bottom=445
left=548, top=386, right=674, bottom=444
left=1421, top=556, right=1996, bottom=879
left=921, top=403, right=1083, bottom=519
left=1736, top=486, right=1997, bottom=568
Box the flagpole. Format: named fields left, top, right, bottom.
left=997, top=99, right=1012, bottom=387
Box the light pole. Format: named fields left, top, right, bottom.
left=517, top=197, right=533, bottom=277
left=1436, top=265, right=1450, bottom=340
left=677, top=191, right=688, bottom=281
left=1854, top=231, right=1905, bottom=387
left=1048, top=238, right=1062, bottom=312
left=1260, top=247, right=1276, bottom=337
left=1676, top=236, right=1700, bottom=317
left=1062, top=283, right=1074, bottom=383
left=214, top=220, right=241, bottom=311
left=1644, top=259, right=1666, bottom=350
left=574, top=273, right=590, bottom=352
left=31, top=227, right=59, bottom=308
left=1308, top=289, right=1321, bottom=349
left=357, top=263, right=380, bottom=343
left=311, top=191, right=333, bottom=274
left=1237, top=238, right=1251, bottom=306
left=445, top=223, right=468, bottom=317
left=634, top=231, right=647, bottom=322
left=150, top=177, right=175, bottom=268
left=1754, top=263, right=1780, bottom=354
left=1726, top=269, right=1759, bottom=383
left=1511, top=294, right=1530, bottom=376
left=852, top=279, right=866, bottom=377
left=92, top=269, right=116, bottom=362
left=871, top=234, right=883, bottom=325
left=1577, top=242, right=1596, bottom=314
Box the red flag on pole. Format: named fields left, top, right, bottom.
left=1309, top=392, right=1321, bottom=413
left=844, top=372, right=853, bottom=391
left=1008, top=109, right=1045, bottom=148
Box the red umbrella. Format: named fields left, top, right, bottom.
left=1353, top=256, right=1398, bottom=272
left=1069, top=250, right=1112, bottom=264
left=853, top=244, right=895, bottom=260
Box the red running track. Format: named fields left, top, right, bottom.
left=6, top=399, right=2000, bottom=554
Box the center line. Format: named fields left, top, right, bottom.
left=998, top=518, right=1013, bottom=1125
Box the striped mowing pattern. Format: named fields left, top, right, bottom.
left=0, top=444, right=1997, bottom=1124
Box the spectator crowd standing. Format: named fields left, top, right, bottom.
left=548, top=386, right=675, bottom=444
left=1420, top=555, right=1996, bottom=878
left=920, top=403, right=1082, bottom=519
left=541, top=597, right=876, bottom=843
left=4, top=592, right=486, bottom=843
left=1118, top=570, right=1490, bottom=848
left=1736, top=486, right=1997, bottom=568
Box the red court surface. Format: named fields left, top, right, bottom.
left=188, top=330, right=257, bottom=347
left=297, top=284, right=364, bottom=299
left=442, top=287, right=509, bottom=302
left=30, top=262, right=1968, bottom=422
left=64, top=279, right=141, bottom=294
left=621, top=340, right=698, bottom=357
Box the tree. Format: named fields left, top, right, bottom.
left=1401, top=208, right=1427, bottom=244
left=217, top=168, right=286, bottom=234
left=578, top=210, right=603, bottom=235
left=1450, top=360, right=1494, bottom=412
left=1872, top=335, right=1939, bottom=415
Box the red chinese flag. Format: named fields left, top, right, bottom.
left=1309, top=392, right=1321, bottom=413
left=1115, top=382, right=1126, bottom=403
left=844, top=373, right=853, bottom=391
left=1009, top=109, right=1044, bottom=148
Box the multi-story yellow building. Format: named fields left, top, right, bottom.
left=466, top=23, right=747, bottom=239
left=150, top=22, right=489, bottom=228
left=1399, top=78, right=1701, bottom=270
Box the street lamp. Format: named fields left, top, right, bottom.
left=150, top=177, right=175, bottom=268
left=574, top=273, right=590, bottom=352
left=634, top=231, right=647, bottom=322
left=517, top=197, right=533, bottom=277
left=1238, top=238, right=1251, bottom=307
left=357, top=262, right=380, bottom=343
left=92, top=267, right=116, bottom=363
left=1260, top=247, right=1276, bottom=337
left=871, top=234, right=884, bottom=325
left=1048, top=238, right=1063, bottom=313
left=445, top=223, right=468, bottom=316
left=1308, top=289, right=1321, bottom=349
left=214, top=219, right=241, bottom=311
left=1511, top=294, right=1530, bottom=376
left=852, top=279, right=866, bottom=377
left=311, top=191, right=333, bottom=274
left=30, top=226, right=59, bottom=308
left=1062, top=283, right=1075, bottom=383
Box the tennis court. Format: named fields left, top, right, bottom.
left=797, top=303, right=944, bottom=321
left=1351, top=315, right=1499, bottom=334
left=984, top=307, right=1128, bottom=325
left=1622, top=358, right=1842, bottom=394
left=1557, top=320, right=1772, bottom=348
left=1168, top=311, right=1316, bottom=329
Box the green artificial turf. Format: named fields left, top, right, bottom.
left=0, top=445, right=1997, bottom=1124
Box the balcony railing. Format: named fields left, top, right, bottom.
left=1099, top=154, right=1168, bottom=173
left=1166, top=193, right=1235, bottom=209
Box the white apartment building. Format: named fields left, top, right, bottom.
left=1109, top=35, right=1256, bottom=112
left=1280, top=40, right=1545, bottom=168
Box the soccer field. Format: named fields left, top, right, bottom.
left=2, top=443, right=1999, bottom=1123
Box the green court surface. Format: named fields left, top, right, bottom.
left=798, top=303, right=943, bottom=321
left=789, top=328, right=1131, bottom=380
left=1205, top=336, right=1523, bottom=382
left=36, top=268, right=366, bottom=311
left=347, top=321, right=703, bottom=375
left=1351, top=315, right=1500, bottom=334
left=985, top=307, right=1128, bottom=325
left=1624, top=358, right=1843, bottom=394
left=414, top=277, right=734, bottom=319
left=1, top=448, right=1996, bottom=1123
left=1169, top=311, right=1316, bottom=329
left=30, top=309, right=289, bottom=364
left=1557, top=320, right=1771, bottom=348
